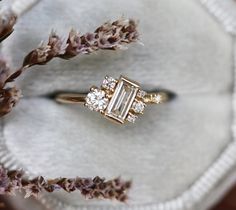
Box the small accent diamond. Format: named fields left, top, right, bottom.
left=102, top=76, right=117, bottom=90
left=137, top=90, right=146, bottom=98
left=132, top=101, right=145, bottom=113
left=153, top=94, right=162, bottom=104
left=85, top=88, right=109, bottom=111
left=126, top=113, right=137, bottom=123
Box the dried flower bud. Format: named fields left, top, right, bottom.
left=0, top=87, right=21, bottom=117
left=0, top=167, right=9, bottom=194
left=61, top=29, right=81, bottom=59
left=0, top=58, right=10, bottom=88
left=0, top=9, right=17, bottom=42
left=56, top=178, right=76, bottom=192
left=24, top=184, right=41, bottom=198
left=42, top=31, right=67, bottom=62
left=22, top=44, right=51, bottom=67
left=7, top=169, right=23, bottom=189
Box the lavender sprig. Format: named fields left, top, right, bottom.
left=6, top=18, right=139, bottom=83
left=0, top=166, right=131, bottom=202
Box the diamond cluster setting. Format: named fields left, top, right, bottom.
left=85, top=76, right=148, bottom=124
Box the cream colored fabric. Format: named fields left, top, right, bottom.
left=0, top=0, right=234, bottom=209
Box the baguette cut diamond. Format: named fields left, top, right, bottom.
left=105, top=76, right=140, bottom=123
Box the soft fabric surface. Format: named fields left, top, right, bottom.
left=0, top=0, right=234, bottom=209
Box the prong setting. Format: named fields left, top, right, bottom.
left=102, top=76, right=117, bottom=91
left=126, top=113, right=138, bottom=123
left=137, top=90, right=146, bottom=99
left=85, top=88, right=109, bottom=112
left=153, top=94, right=162, bottom=104
left=132, top=100, right=146, bottom=114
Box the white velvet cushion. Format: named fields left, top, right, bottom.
left=0, top=0, right=233, bottom=209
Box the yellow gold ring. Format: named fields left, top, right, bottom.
left=55, top=75, right=175, bottom=124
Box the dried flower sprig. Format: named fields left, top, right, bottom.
left=6, top=18, right=138, bottom=83
left=0, top=18, right=138, bottom=116
left=0, top=166, right=131, bottom=202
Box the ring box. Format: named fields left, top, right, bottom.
left=1, top=0, right=235, bottom=209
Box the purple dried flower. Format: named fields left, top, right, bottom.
left=47, top=31, right=65, bottom=57
left=5, top=18, right=139, bottom=87
left=22, top=18, right=139, bottom=62
left=56, top=178, right=77, bottom=192
left=0, top=166, right=131, bottom=201
left=0, top=58, right=10, bottom=88
left=0, top=167, right=9, bottom=194
left=0, top=87, right=21, bottom=117
left=0, top=9, right=17, bottom=42
left=0, top=166, right=131, bottom=202
left=22, top=44, right=51, bottom=67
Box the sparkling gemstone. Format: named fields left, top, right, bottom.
left=132, top=101, right=145, bottom=113
left=126, top=113, right=137, bottom=123
left=85, top=88, right=109, bottom=111
left=153, top=94, right=162, bottom=104
left=102, top=76, right=117, bottom=90
left=137, top=90, right=146, bottom=98
left=105, top=76, right=140, bottom=124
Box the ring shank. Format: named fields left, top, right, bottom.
left=55, top=93, right=87, bottom=104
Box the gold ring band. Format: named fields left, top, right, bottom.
left=55, top=92, right=170, bottom=104
left=55, top=75, right=174, bottom=124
